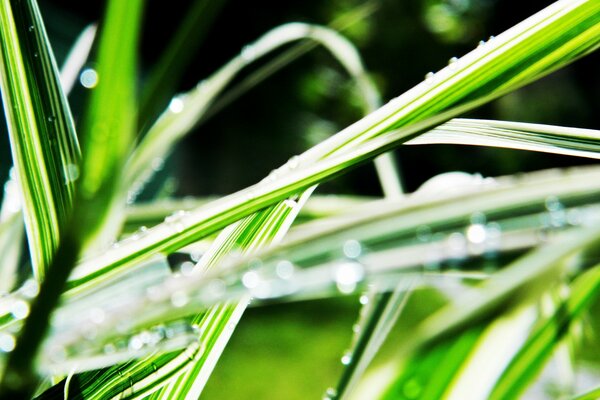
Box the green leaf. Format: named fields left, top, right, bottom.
left=0, top=0, right=80, bottom=280
left=367, top=225, right=600, bottom=399
left=411, top=119, right=600, bottom=159
left=0, top=0, right=144, bottom=396
left=76, top=0, right=143, bottom=250
left=489, top=264, right=600, bottom=399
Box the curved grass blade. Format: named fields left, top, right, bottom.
left=0, top=0, right=80, bottom=281
left=199, top=1, right=379, bottom=123
left=126, top=22, right=401, bottom=202
left=0, top=0, right=144, bottom=396
left=411, top=118, right=600, bottom=158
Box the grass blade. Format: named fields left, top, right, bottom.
left=369, top=225, right=600, bottom=399
left=127, top=22, right=401, bottom=202
left=59, top=24, right=97, bottom=95
left=411, top=118, right=600, bottom=159
left=0, top=0, right=144, bottom=396
left=489, top=264, right=600, bottom=399
left=0, top=0, right=80, bottom=281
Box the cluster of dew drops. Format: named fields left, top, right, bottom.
left=320, top=192, right=586, bottom=400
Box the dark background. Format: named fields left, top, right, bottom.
left=1, top=0, right=596, bottom=199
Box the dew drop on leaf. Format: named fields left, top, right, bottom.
left=287, top=155, right=300, bottom=169
left=343, top=239, right=362, bottom=259
left=341, top=352, right=352, bottom=365
left=241, top=45, right=257, bottom=62
left=424, top=71, right=434, bottom=83
left=80, top=68, right=99, bottom=88
left=168, top=96, right=184, bottom=113
left=0, top=333, right=15, bottom=352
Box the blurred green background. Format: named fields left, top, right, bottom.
left=0, top=0, right=598, bottom=398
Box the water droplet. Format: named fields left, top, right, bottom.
left=191, top=251, right=203, bottom=262
left=448, top=57, right=458, bottom=68
left=47, top=115, right=55, bottom=123
left=171, top=291, right=189, bottom=307
left=488, top=35, right=496, bottom=41
left=103, top=343, right=116, bottom=354
left=164, top=210, right=188, bottom=233
left=241, top=45, right=257, bottom=62
left=545, top=196, right=562, bottom=212
left=424, top=72, right=434, bottom=83
left=265, top=169, right=279, bottom=182
left=28, top=25, right=34, bottom=32
left=21, top=279, right=39, bottom=298
left=334, top=261, right=364, bottom=294
left=196, top=80, right=207, bottom=90
left=65, top=163, right=79, bottom=183
left=359, top=294, right=369, bottom=305
left=287, top=155, right=300, bottom=169
left=559, top=284, right=571, bottom=301
left=0, top=333, right=15, bottom=352
left=33, top=52, right=39, bottom=58
left=416, top=225, right=432, bottom=242
left=545, top=196, right=566, bottom=228
left=168, top=96, right=184, bottom=113
left=242, top=270, right=260, bottom=289
left=341, top=352, right=352, bottom=365
left=352, top=323, right=361, bottom=333
left=466, top=224, right=486, bottom=244
left=283, top=199, right=297, bottom=208
left=323, top=388, right=337, bottom=400
left=128, top=335, right=144, bottom=351
left=343, top=239, right=362, bottom=259
left=79, top=68, right=98, bottom=88
left=181, top=261, right=195, bottom=276
left=478, top=40, right=486, bottom=47
left=151, top=157, right=165, bottom=171
left=11, top=300, right=29, bottom=319
left=276, top=260, right=295, bottom=279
